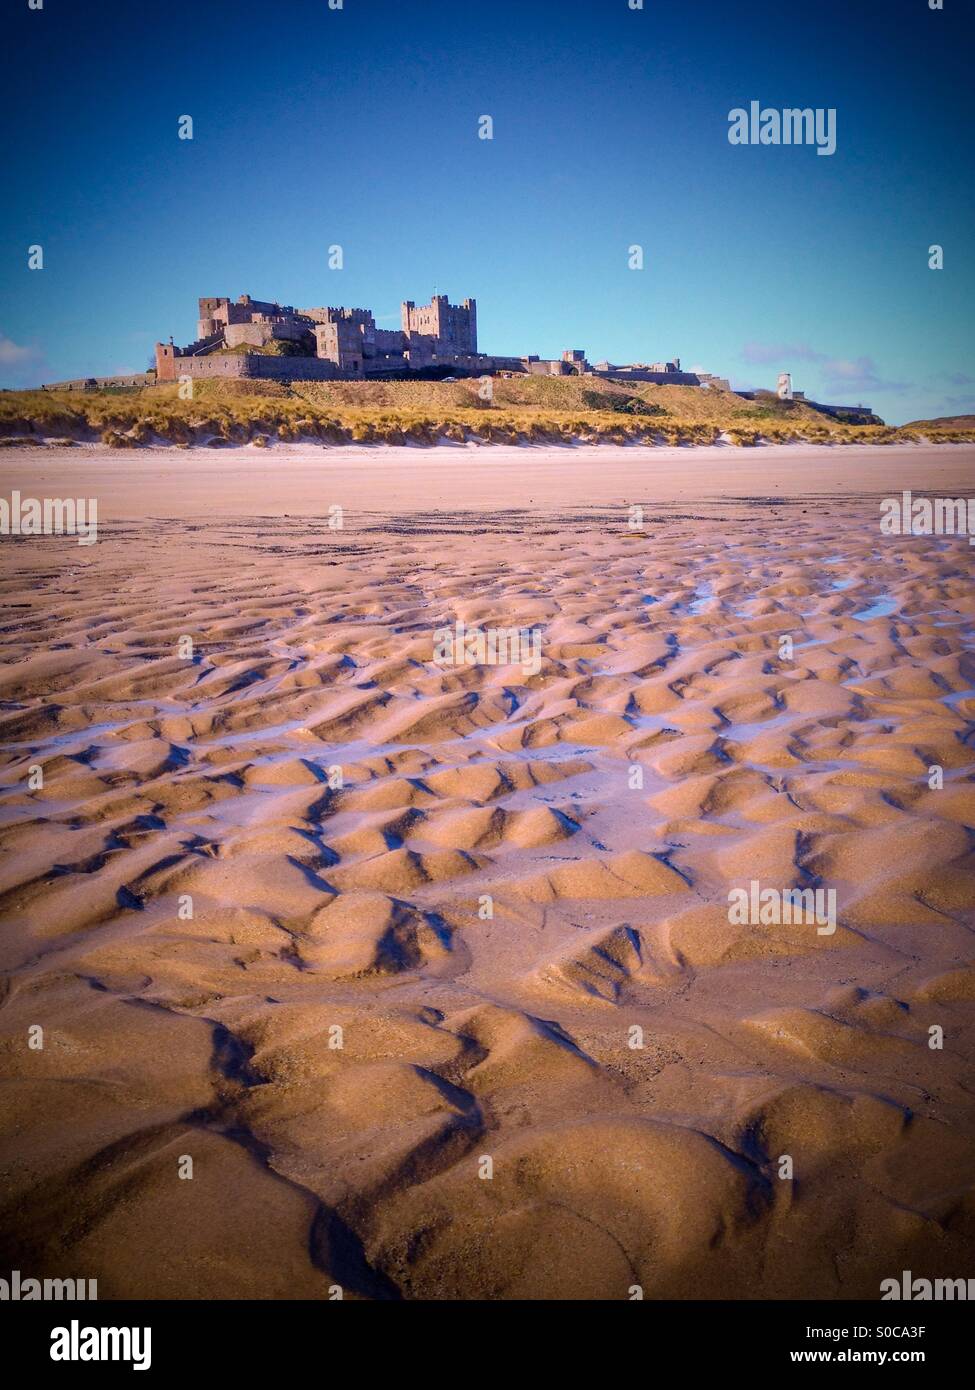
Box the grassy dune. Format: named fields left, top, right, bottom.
left=904, top=414, right=975, bottom=430
left=1, top=377, right=972, bottom=447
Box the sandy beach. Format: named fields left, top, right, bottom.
left=1, top=443, right=973, bottom=1300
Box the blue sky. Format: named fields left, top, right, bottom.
left=2, top=0, right=972, bottom=423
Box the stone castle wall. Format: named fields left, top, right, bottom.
left=162, top=353, right=342, bottom=382
left=42, top=373, right=155, bottom=392
left=224, top=320, right=310, bottom=349
left=183, top=292, right=480, bottom=376
left=591, top=368, right=701, bottom=386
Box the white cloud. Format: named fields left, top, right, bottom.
left=740, top=341, right=908, bottom=396
left=819, top=356, right=908, bottom=395
left=0, top=333, right=45, bottom=386
left=0, top=334, right=39, bottom=366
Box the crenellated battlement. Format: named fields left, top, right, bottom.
left=156, top=288, right=701, bottom=388
left=169, top=289, right=480, bottom=377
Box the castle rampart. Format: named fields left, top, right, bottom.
left=155, top=350, right=343, bottom=382
left=147, top=289, right=709, bottom=390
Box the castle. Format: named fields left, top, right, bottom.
left=38, top=289, right=736, bottom=393
left=154, top=292, right=500, bottom=382
left=153, top=291, right=711, bottom=386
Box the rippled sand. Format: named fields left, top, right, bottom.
left=1, top=445, right=973, bottom=1299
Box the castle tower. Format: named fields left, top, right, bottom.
left=197, top=297, right=229, bottom=339
left=154, top=342, right=177, bottom=381
left=400, top=294, right=477, bottom=358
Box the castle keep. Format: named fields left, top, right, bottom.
left=155, top=292, right=494, bottom=382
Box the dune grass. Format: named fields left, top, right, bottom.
left=1, top=378, right=972, bottom=448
